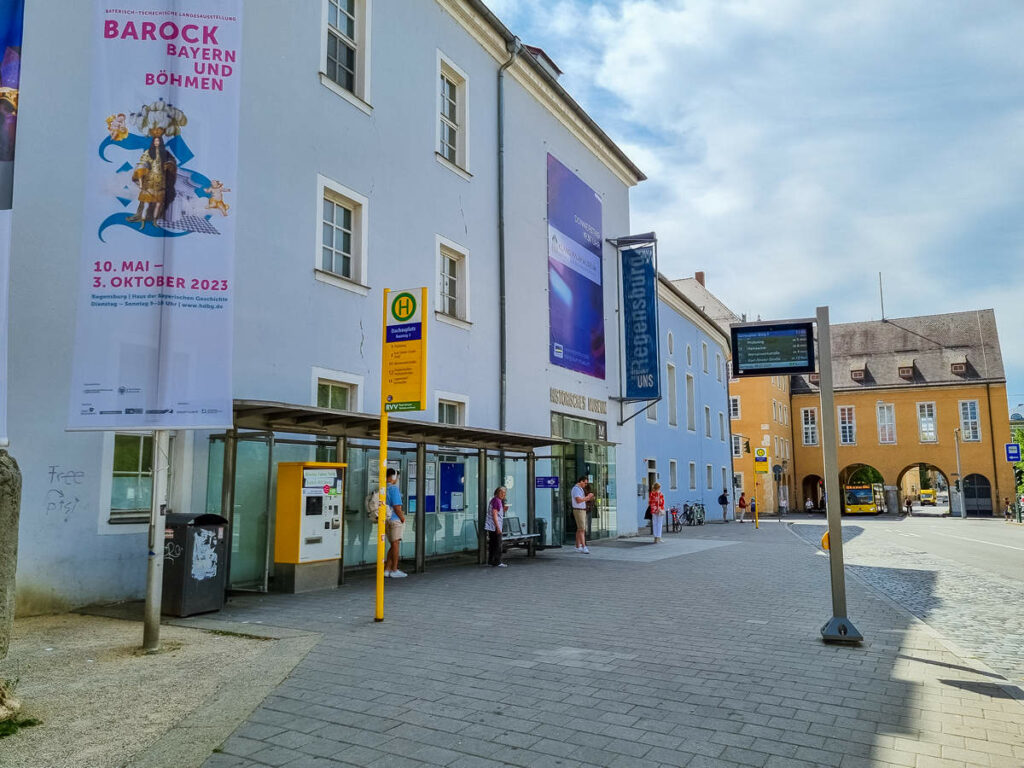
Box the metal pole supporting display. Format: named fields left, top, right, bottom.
left=142, top=429, right=171, bottom=652
left=816, top=306, right=863, bottom=643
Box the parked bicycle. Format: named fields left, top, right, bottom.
left=669, top=504, right=683, bottom=532
left=683, top=501, right=706, bottom=526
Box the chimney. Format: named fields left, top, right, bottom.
left=695, top=271, right=705, bottom=287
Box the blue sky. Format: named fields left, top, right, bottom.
left=488, top=0, right=1024, bottom=414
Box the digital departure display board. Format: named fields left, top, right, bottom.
left=731, top=321, right=816, bottom=377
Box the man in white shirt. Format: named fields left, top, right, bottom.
left=571, top=475, right=595, bottom=553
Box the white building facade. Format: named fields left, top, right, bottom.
left=8, top=0, right=645, bottom=611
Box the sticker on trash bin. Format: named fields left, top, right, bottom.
left=191, top=529, right=219, bottom=581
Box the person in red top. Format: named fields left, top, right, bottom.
left=649, top=482, right=666, bottom=543
left=737, top=492, right=748, bottom=522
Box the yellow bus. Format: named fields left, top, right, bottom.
left=842, top=483, right=885, bottom=515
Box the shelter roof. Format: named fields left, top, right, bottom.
left=233, top=400, right=568, bottom=453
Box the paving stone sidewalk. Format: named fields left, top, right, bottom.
left=202, top=522, right=1024, bottom=768
left=789, top=520, right=1024, bottom=686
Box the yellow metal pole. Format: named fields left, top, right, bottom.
left=375, top=411, right=388, bottom=622
left=376, top=288, right=390, bottom=622
left=754, top=475, right=759, bottom=529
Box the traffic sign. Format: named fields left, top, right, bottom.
left=1006, top=443, right=1022, bottom=463
left=754, top=447, right=769, bottom=473
left=772, top=464, right=783, bottom=480
left=382, top=287, right=427, bottom=412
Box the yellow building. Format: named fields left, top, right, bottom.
left=791, top=310, right=1013, bottom=516
left=673, top=274, right=796, bottom=513
left=728, top=374, right=796, bottom=513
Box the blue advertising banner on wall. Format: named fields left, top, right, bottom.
left=547, top=154, right=605, bottom=379
left=621, top=245, right=660, bottom=400
left=0, top=0, right=22, bottom=444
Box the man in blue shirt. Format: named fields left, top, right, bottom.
left=385, top=468, right=407, bottom=578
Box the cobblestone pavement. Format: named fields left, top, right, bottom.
left=202, top=521, right=1024, bottom=768
left=789, top=519, right=1024, bottom=685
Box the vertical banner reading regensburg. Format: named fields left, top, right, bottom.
left=0, top=0, right=23, bottom=444
left=68, top=1, right=242, bottom=430
left=621, top=245, right=660, bottom=401
left=547, top=154, right=605, bottom=379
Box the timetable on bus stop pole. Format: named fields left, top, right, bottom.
left=731, top=312, right=863, bottom=644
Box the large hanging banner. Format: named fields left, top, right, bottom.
left=68, top=1, right=242, bottom=430
left=547, top=153, right=605, bottom=379
left=0, top=0, right=23, bottom=445
left=621, top=245, right=660, bottom=401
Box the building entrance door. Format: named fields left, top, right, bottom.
left=551, top=412, right=617, bottom=545
left=963, top=473, right=993, bottom=516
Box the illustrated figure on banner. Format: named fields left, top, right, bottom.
left=126, top=128, right=177, bottom=229
left=204, top=180, right=230, bottom=216
left=105, top=112, right=128, bottom=141
left=97, top=97, right=234, bottom=238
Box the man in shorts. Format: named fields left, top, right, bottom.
left=385, top=468, right=407, bottom=578
left=571, top=475, right=595, bottom=553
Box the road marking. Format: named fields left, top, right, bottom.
left=933, top=532, right=1024, bottom=551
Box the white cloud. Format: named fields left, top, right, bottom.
left=493, top=0, right=1024, bottom=401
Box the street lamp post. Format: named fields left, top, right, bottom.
left=953, top=427, right=964, bottom=519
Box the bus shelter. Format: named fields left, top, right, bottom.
left=208, top=400, right=569, bottom=591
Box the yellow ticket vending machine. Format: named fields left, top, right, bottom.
left=274, top=462, right=346, bottom=593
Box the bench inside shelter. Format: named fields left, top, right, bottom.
left=468, top=515, right=540, bottom=553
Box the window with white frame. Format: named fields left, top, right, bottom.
left=917, top=402, right=937, bottom=442
left=436, top=237, right=469, bottom=322
left=716, top=353, right=722, bottom=381
left=689, top=461, right=697, bottom=489
left=687, top=345, right=692, bottom=366
left=323, top=0, right=369, bottom=103
left=686, top=374, right=696, bottom=430
left=111, top=433, right=172, bottom=523
left=669, top=460, right=678, bottom=490
left=704, top=405, right=712, bottom=437
left=959, top=400, right=980, bottom=441
left=721, top=467, right=729, bottom=493
left=325, top=0, right=358, bottom=91
left=667, top=364, right=678, bottom=426
left=876, top=403, right=896, bottom=444
left=318, top=379, right=354, bottom=411
left=667, top=332, right=674, bottom=355
left=732, top=434, right=742, bottom=458
left=774, top=436, right=780, bottom=456
left=702, top=342, right=709, bottom=372
left=438, top=399, right=465, bottom=426
left=729, top=396, right=741, bottom=419
left=706, top=464, right=713, bottom=489
left=318, top=177, right=367, bottom=288
left=772, top=399, right=778, bottom=422
left=839, top=405, right=856, bottom=445
left=719, top=412, right=725, bottom=441
left=646, top=398, right=657, bottom=422
left=437, top=56, right=468, bottom=171
left=733, top=471, right=743, bottom=492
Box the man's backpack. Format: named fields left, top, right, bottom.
left=364, top=489, right=389, bottom=521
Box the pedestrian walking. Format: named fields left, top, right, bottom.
left=904, top=496, right=913, bottom=517
left=717, top=489, right=730, bottom=522
left=572, top=475, right=595, bottom=553
left=737, top=492, right=748, bottom=522
left=487, top=486, right=509, bottom=567
left=649, top=482, right=666, bottom=542
left=1003, top=497, right=1012, bottom=521
left=384, top=468, right=407, bottom=578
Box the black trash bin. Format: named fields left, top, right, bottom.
left=535, top=517, right=547, bottom=549
left=162, top=512, right=229, bottom=617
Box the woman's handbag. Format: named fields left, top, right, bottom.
left=643, top=505, right=652, bottom=520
